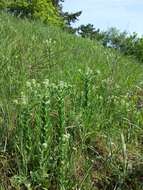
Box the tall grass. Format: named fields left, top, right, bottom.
left=0, top=13, right=143, bottom=190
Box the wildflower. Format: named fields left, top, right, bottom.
left=78, top=69, right=82, bottom=74
left=21, top=96, right=28, bottom=105
left=43, top=79, right=49, bottom=87
left=26, top=81, right=31, bottom=88
left=31, top=79, right=36, bottom=87
left=72, top=147, right=77, bottom=151
left=96, top=70, right=101, bottom=75
left=59, top=81, right=67, bottom=89
left=42, top=143, right=48, bottom=149
left=86, top=67, right=93, bottom=76
left=21, top=92, right=28, bottom=105
left=45, top=100, right=50, bottom=105
left=13, top=99, right=18, bottom=104
left=63, top=133, right=70, bottom=141
left=45, top=38, right=52, bottom=45
left=120, top=99, right=126, bottom=106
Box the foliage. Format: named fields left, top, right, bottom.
left=0, top=13, right=143, bottom=190
left=63, top=11, right=82, bottom=25
left=78, top=25, right=143, bottom=63
left=52, top=0, right=64, bottom=7
left=0, top=1, right=4, bottom=9
left=0, top=0, right=64, bottom=26
left=0, top=0, right=82, bottom=31
left=63, top=11, right=82, bottom=33
left=51, top=0, right=82, bottom=33
left=78, top=24, right=104, bottom=41
left=102, top=28, right=143, bottom=62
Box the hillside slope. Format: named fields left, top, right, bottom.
left=0, top=13, right=143, bottom=190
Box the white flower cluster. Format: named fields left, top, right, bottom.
left=26, top=79, right=40, bottom=89
left=44, top=38, right=56, bottom=47
left=43, top=79, right=50, bottom=88
left=63, top=133, right=70, bottom=141
left=13, top=79, right=73, bottom=107
left=86, top=67, right=93, bottom=76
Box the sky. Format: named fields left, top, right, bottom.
left=63, top=0, right=143, bottom=35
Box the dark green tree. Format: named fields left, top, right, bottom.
left=78, top=24, right=104, bottom=41
left=63, top=11, right=82, bottom=25
left=52, top=0, right=64, bottom=7
left=51, top=0, right=82, bottom=33
left=63, top=11, right=82, bottom=33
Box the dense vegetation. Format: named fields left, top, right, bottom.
left=1, top=0, right=143, bottom=63
left=0, top=0, right=64, bottom=26
left=0, top=13, right=143, bottom=190
left=0, top=0, right=81, bottom=31
left=77, top=25, right=143, bottom=63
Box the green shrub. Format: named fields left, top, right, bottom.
left=1, top=0, right=64, bottom=26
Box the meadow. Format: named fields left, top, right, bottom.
left=0, top=13, right=143, bottom=190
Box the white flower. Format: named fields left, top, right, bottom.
left=21, top=95, right=28, bottom=105
left=26, top=81, right=31, bottom=88
left=43, top=79, right=49, bottom=87
left=45, top=38, right=52, bottom=45
left=86, top=67, right=93, bottom=76
left=78, top=69, right=82, bottom=74
left=43, top=143, right=48, bottom=149
left=72, top=147, right=77, bottom=151
left=96, top=70, right=101, bottom=75
left=20, top=92, right=28, bottom=105
left=63, top=133, right=70, bottom=140
left=45, top=100, right=50, bottom=105
left=13, top=99, right=18, bottom=104
left=59, top=81, right=65, bottom=89
left=31, top=79, right=36, bottom=87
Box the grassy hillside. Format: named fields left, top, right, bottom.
left=0, top=13, right=143, bottom=190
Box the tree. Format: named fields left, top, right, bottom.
left=63, top=11, right=82, bottom=33
left=52, top=0, right=64, bottom=8
left=77, top=24, right=104, bottom=41
left=63, top=11, right=82, bottom=25
left=1, top=0, right=81, bottom=31
left=102, top=27, right=127, bottom=49
left=1, top=0, right=64, bottom=26
left=51, top=0, right=82, bottom=33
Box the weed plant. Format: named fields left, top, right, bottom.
left=0, top=13, right=143, bottom=190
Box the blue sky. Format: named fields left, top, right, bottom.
left=63, top=0, right=143, bottom=35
